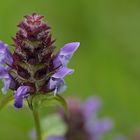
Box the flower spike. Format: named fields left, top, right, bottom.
left=0, top=13, right=80, bottom=108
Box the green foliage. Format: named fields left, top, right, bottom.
left=0, top=0, right=139, bottom=139
left=32, top=94, right=67, bottom=112
left=0, top=93, right=14, bottom=110
left=41, top=113, right=67, bottom=139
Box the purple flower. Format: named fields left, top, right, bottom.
left=49, top=42, right=79, bottom=94
left=48, top=97, right=113, bottom=140
left=49, top=67, right=74, bottom=94
left=14, top=86, right=30, bottom=108
left=0, top=40, right=18, bottom=96
left=0, top=41, right=13, bottom=65
left=82, top=97, right=101, bottom=118
left=86, top=118, right=113, bottom=140
left=53, top=42, right=80, bottom=67
left=49, top=78, right=66, bottom=95
left=0, top=13, right=79, bottom=109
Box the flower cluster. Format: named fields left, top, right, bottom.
left=48, top=97, right=113, bottom=140
left=0, top=13, right=79, bottom=108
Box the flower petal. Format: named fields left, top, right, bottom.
left=49, top=78, right=67, bottom=95
left=49, top=67, right=74, bottom=94
left=96, top=118, right=113, bottom=134
left=86, top=118, right=113, bottom=139
left=0, top=65, right=9, bottom=78
left=14, top=86, right=30, bottom=108
left=0, top=65, right=11, bottom=94
left=53, top=42, right=80, bottom=67
left=2, top=78, right=11, bottom=94
left=52, top=67, right=74, bottom=79
left=82, top=97, right=101, bottom=118
left=61, top=42, right=80, bottom=56
left=0, top=41, right=13, bottom=65
left=59, top=42, right=79, bottom=66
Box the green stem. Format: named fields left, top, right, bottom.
left=32, top=108, right=42, bottom=140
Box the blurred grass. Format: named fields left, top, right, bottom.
left=0, top=0, right=140, bottom=139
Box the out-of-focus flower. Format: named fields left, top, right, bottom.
left=0, top=13, right=79, bottom=108
left=132, top=127, right=140, bottom=140
left=48, top=97, right=113, bottom=140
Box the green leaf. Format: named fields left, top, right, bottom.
left=32, top=94, right=68, bottom=112
left=41, top=113, right=67, bottom=139
left=0, top=93, right=14, bottom=110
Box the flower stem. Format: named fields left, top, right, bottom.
left=32, top=108, right=42, bottom=140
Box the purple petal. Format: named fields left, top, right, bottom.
left=59, top=42, right=80, bottom=66
left=82, top=97, right=101, bottom=118
left=61, top=42, right=80, bottom=56
left=47, top=136, right=65, bottom=140
left=0, top=41, right=13, bottom=65
left=14, top=86, right=30, bottom=108
left=2, top=78, right=11, bottom=94
left=52, top=67, right=74, bottom=79
left=0, top=65, right=9, bottom=78
left=0, top=65, right=11, bottom=94
left=49, top=67, right=74, bottom=94
left=96, top=118, right=113, bottom=134
left=53, top=54, right=62, bottom=69
left=86, top=118, right=113, bottom=139
left=53, top=42, right=80, bottom=67
left=49, top=78, right=66, bottom=94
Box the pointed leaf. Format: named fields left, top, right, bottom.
left=41, top=113, right=67, bottom=139
left=32, top=94, right=68, bottom=112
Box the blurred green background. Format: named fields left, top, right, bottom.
left=0, top=0, right=140, bottom=139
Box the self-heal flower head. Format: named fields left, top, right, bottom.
left=48, top=97, right=113, bottom=140
left=0, top=13, right=79, bottom=109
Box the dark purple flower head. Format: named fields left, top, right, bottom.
left=48, top=97, right=113, bottom=140
left=0, top=13, right=79, bottom=108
